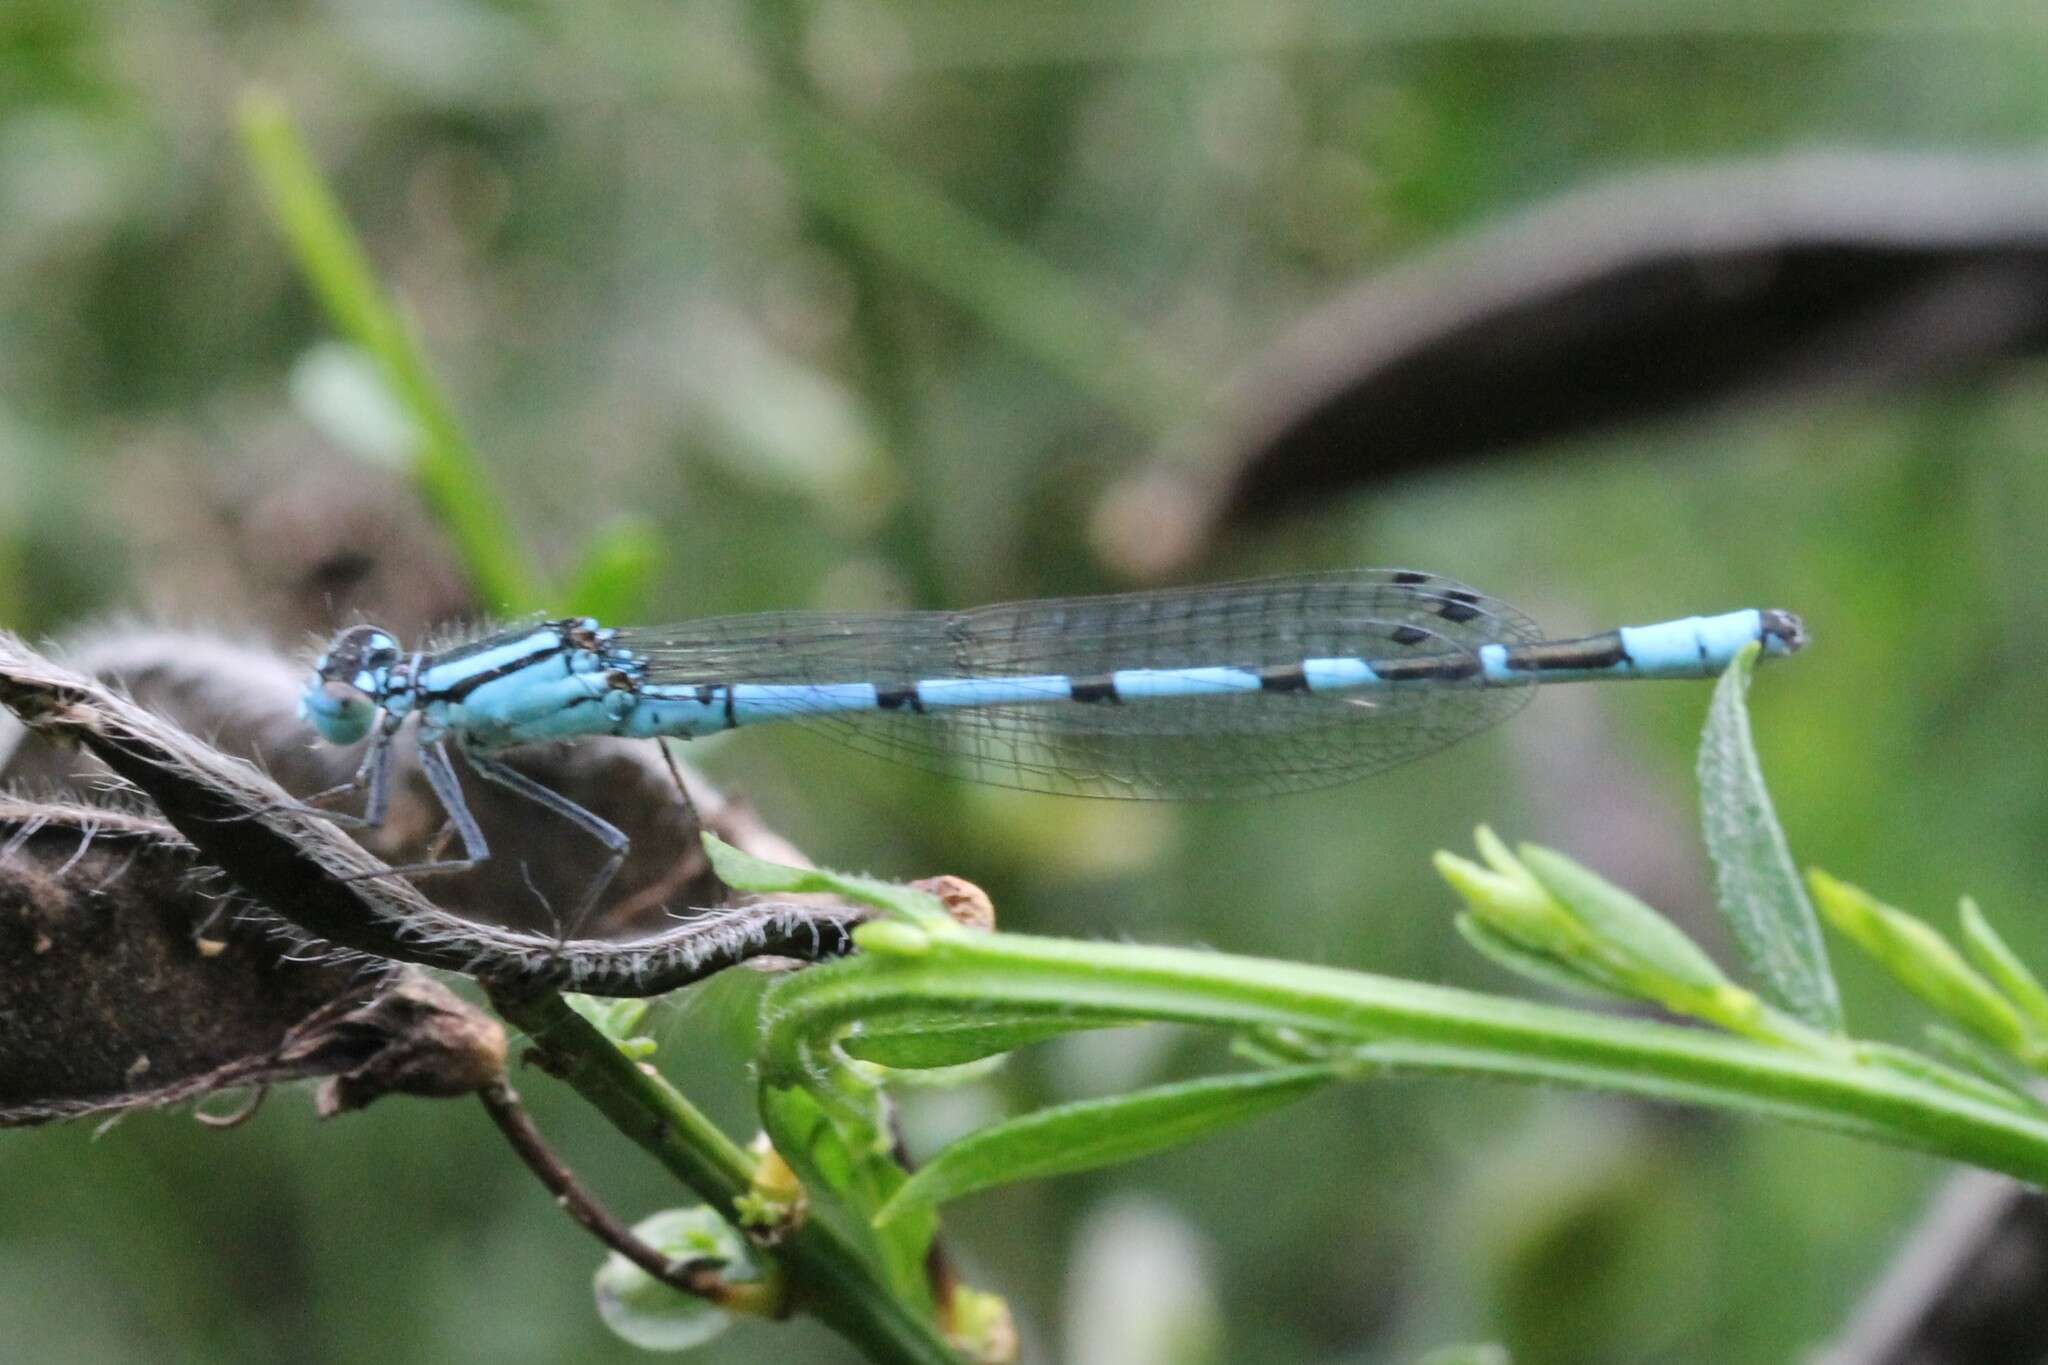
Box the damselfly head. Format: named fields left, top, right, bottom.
left=301, top=625, right=402, bottom=745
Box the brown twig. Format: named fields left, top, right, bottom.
left=475, top=1077, right=773, bottom=1313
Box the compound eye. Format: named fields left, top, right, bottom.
left=313, top=626, right=400, bottom=683
left=302, top=679, right=376, bottom=745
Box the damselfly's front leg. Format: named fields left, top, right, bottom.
left=240, top=724, right=396, bottom=829
left=335, top=740, right=491, bottom=882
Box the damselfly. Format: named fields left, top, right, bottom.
left=299, top=569, right=1805, bottom=930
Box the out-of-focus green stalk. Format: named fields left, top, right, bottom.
left=237, top=89, right=540, bottom=614
left=763, top=94, right=1195, bottom=433
left=559, top=515, right=663, bottom=623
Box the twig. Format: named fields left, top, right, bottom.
left=475, top=1078, right=774, bottom=1313
left=485, top=983, right=963, bottom=1365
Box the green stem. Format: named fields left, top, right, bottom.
left=238, top=89, right=540, bottom=614
left=761, top=94, right=1195, bottom=432
left=489, top=987, right=962, bottom=1365
left=766, top=929, right=2048, bottom=1187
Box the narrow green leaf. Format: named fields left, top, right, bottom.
left=237, top=91, right=389, bottom=355
left=1435, top=845, right=1580, bottom=955
left=1959, top=897, right=2048, bottom=1035
left=1474, top=825, right=1536, bottom=880
left=1810, top=871, right=2027, bottom=1050
left=1851, top=1040, right=2039, bottom=1115
left=1518, top=845, right=1730, bottom=993
left=766, top=95, right=1192, bottom=431
left=702, top=834, right=953, bottom=928
left=1453, top=913, right=1637, bottom=1002
left=875, top=1065, right=1339, bottom=1226
left=1697, top=642, right=1841, bottom=1030
left=237, top=89, right=537, bottom=613
left=565, top=993, right=658, bottom=1058
left=1919, top=1026, right=2048, bottom=1109
left=761, top=925, right=2048, bottom=1187
left=844, top=1013, right=1134, bottom=1069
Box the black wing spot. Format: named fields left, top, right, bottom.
left=1437, top=591, right=1483, bottom=624
left=1390, top=624, right=1430, bottom=647
left=1392, top=570, right=1431, bottom=585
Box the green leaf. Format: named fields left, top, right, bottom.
left=1453, top=913, right=1637, bottom=1003
left=703, top=834, right=954, bottom=929
left=1697, top=641, right=1842, bottom=1030
left=760, top=922, right=2048, bottom=1187
left=565, top=993, right=658, bottom=1059
left=1919, top=1026, right=2048, bottom=1109
left=563, top=515, right=664, bottom=624
left=1851, top=1040, right=2039, bottom=1114
left=1518, top=845, right=1730, bottom=993
left=1435, top=842, right=1581, bottom=956
left=844, top=1013, right=1132, bottom=1069
left=591, top=1207, right=760, bottom=1352
left=1230, top=1026, right=1371, bottom=1068
left=1959, top=897, right=2048, bottom=1036
left=874, top=1065, right=1339, bottom=1226
left=1810, top=870, right=2027, bottom=1051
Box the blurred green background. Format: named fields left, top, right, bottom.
left=7, top=3, right=2048, bottom=1362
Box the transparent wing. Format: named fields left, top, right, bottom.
left=619, top=570, right=1541, bottom=799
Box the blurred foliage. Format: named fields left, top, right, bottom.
left=7, top=3, right=2048, bottom=1363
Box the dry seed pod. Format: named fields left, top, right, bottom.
left=0, top=796, right=390, bottom=1125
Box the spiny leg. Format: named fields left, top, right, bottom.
left=292, top=751, right=379, bottom=823
left=361, top=725, right=400, bottom=829
left=462, top=748, right=630, bottom=941
left=336, top=739, right=489, bottom=884
left=237, top=728, right=395, bottom=830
